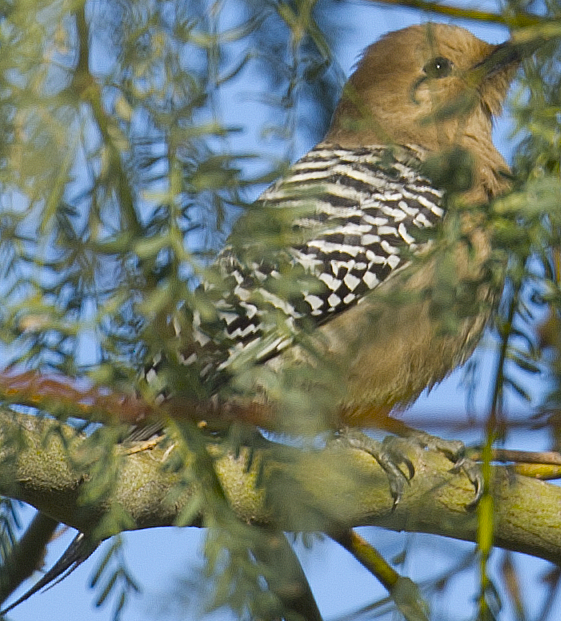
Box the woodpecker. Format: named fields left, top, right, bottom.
left=2, top=23, right=525, bottom=614
left=154, top=23, right=518, bottom=435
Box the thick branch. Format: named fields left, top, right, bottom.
left=0, top=409, right=560, bottom=565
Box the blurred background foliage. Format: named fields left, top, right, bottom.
left=0, top=0, right=560, bottom=620
left=0, top=0, right=344, bottom=386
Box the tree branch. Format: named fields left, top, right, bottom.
left=0, top=409, right=560, bottom=566
left=364, top=0, right=544, bottom=28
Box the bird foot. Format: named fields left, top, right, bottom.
left=331, top=427, right=482, bottom=508
left=392, top=428, right=483, bottom=505
left=449, top=456, right=483, bottom=507
left=330, top=428, right=414, bottom=507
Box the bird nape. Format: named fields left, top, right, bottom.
left=2, top=22, right=529, bottom=614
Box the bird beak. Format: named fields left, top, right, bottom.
left=472, top=34, right=545, bottom=81
left=465, top=34, right=544, bottom=118
left=476, top=42, right=522, bottom=78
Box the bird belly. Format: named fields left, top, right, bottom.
left=258, top=231, right=493, bottom=432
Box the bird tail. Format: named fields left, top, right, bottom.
left=0, top=532, right=98, bottom=614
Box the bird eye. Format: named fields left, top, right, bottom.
left=423, top=56, right=453, bottom=78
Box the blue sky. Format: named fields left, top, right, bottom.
left=6, top=2, right=559, bottom=620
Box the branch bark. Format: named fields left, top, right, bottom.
left=0, top=409, right=560, bottom=566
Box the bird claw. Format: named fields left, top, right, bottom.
left=396, top=429, right=483, bottom=506
left=401, top=429, right=465, bottom=461
left=449, top=456, right=483, bottom=508
left=331, top=428, right=414, bottom=508
left=332, top=427, right=482, bottom=509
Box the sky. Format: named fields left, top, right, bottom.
left=5, top=1, right=560, bottom=621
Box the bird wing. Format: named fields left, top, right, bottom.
left=195, top=143, right=446, bottom=373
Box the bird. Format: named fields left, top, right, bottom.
left=1, top=22, right=524, bottom=614
left=148, top=22, right=518, bottom=441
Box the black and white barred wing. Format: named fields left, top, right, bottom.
left=200, top=143, right=446, bottom=373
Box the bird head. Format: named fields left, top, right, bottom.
left=326, top=24, right=522, bottom=199
left=328, top=23, right=518, bottom=149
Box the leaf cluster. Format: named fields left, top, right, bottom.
left=0, top=2, right=560, bottom=621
